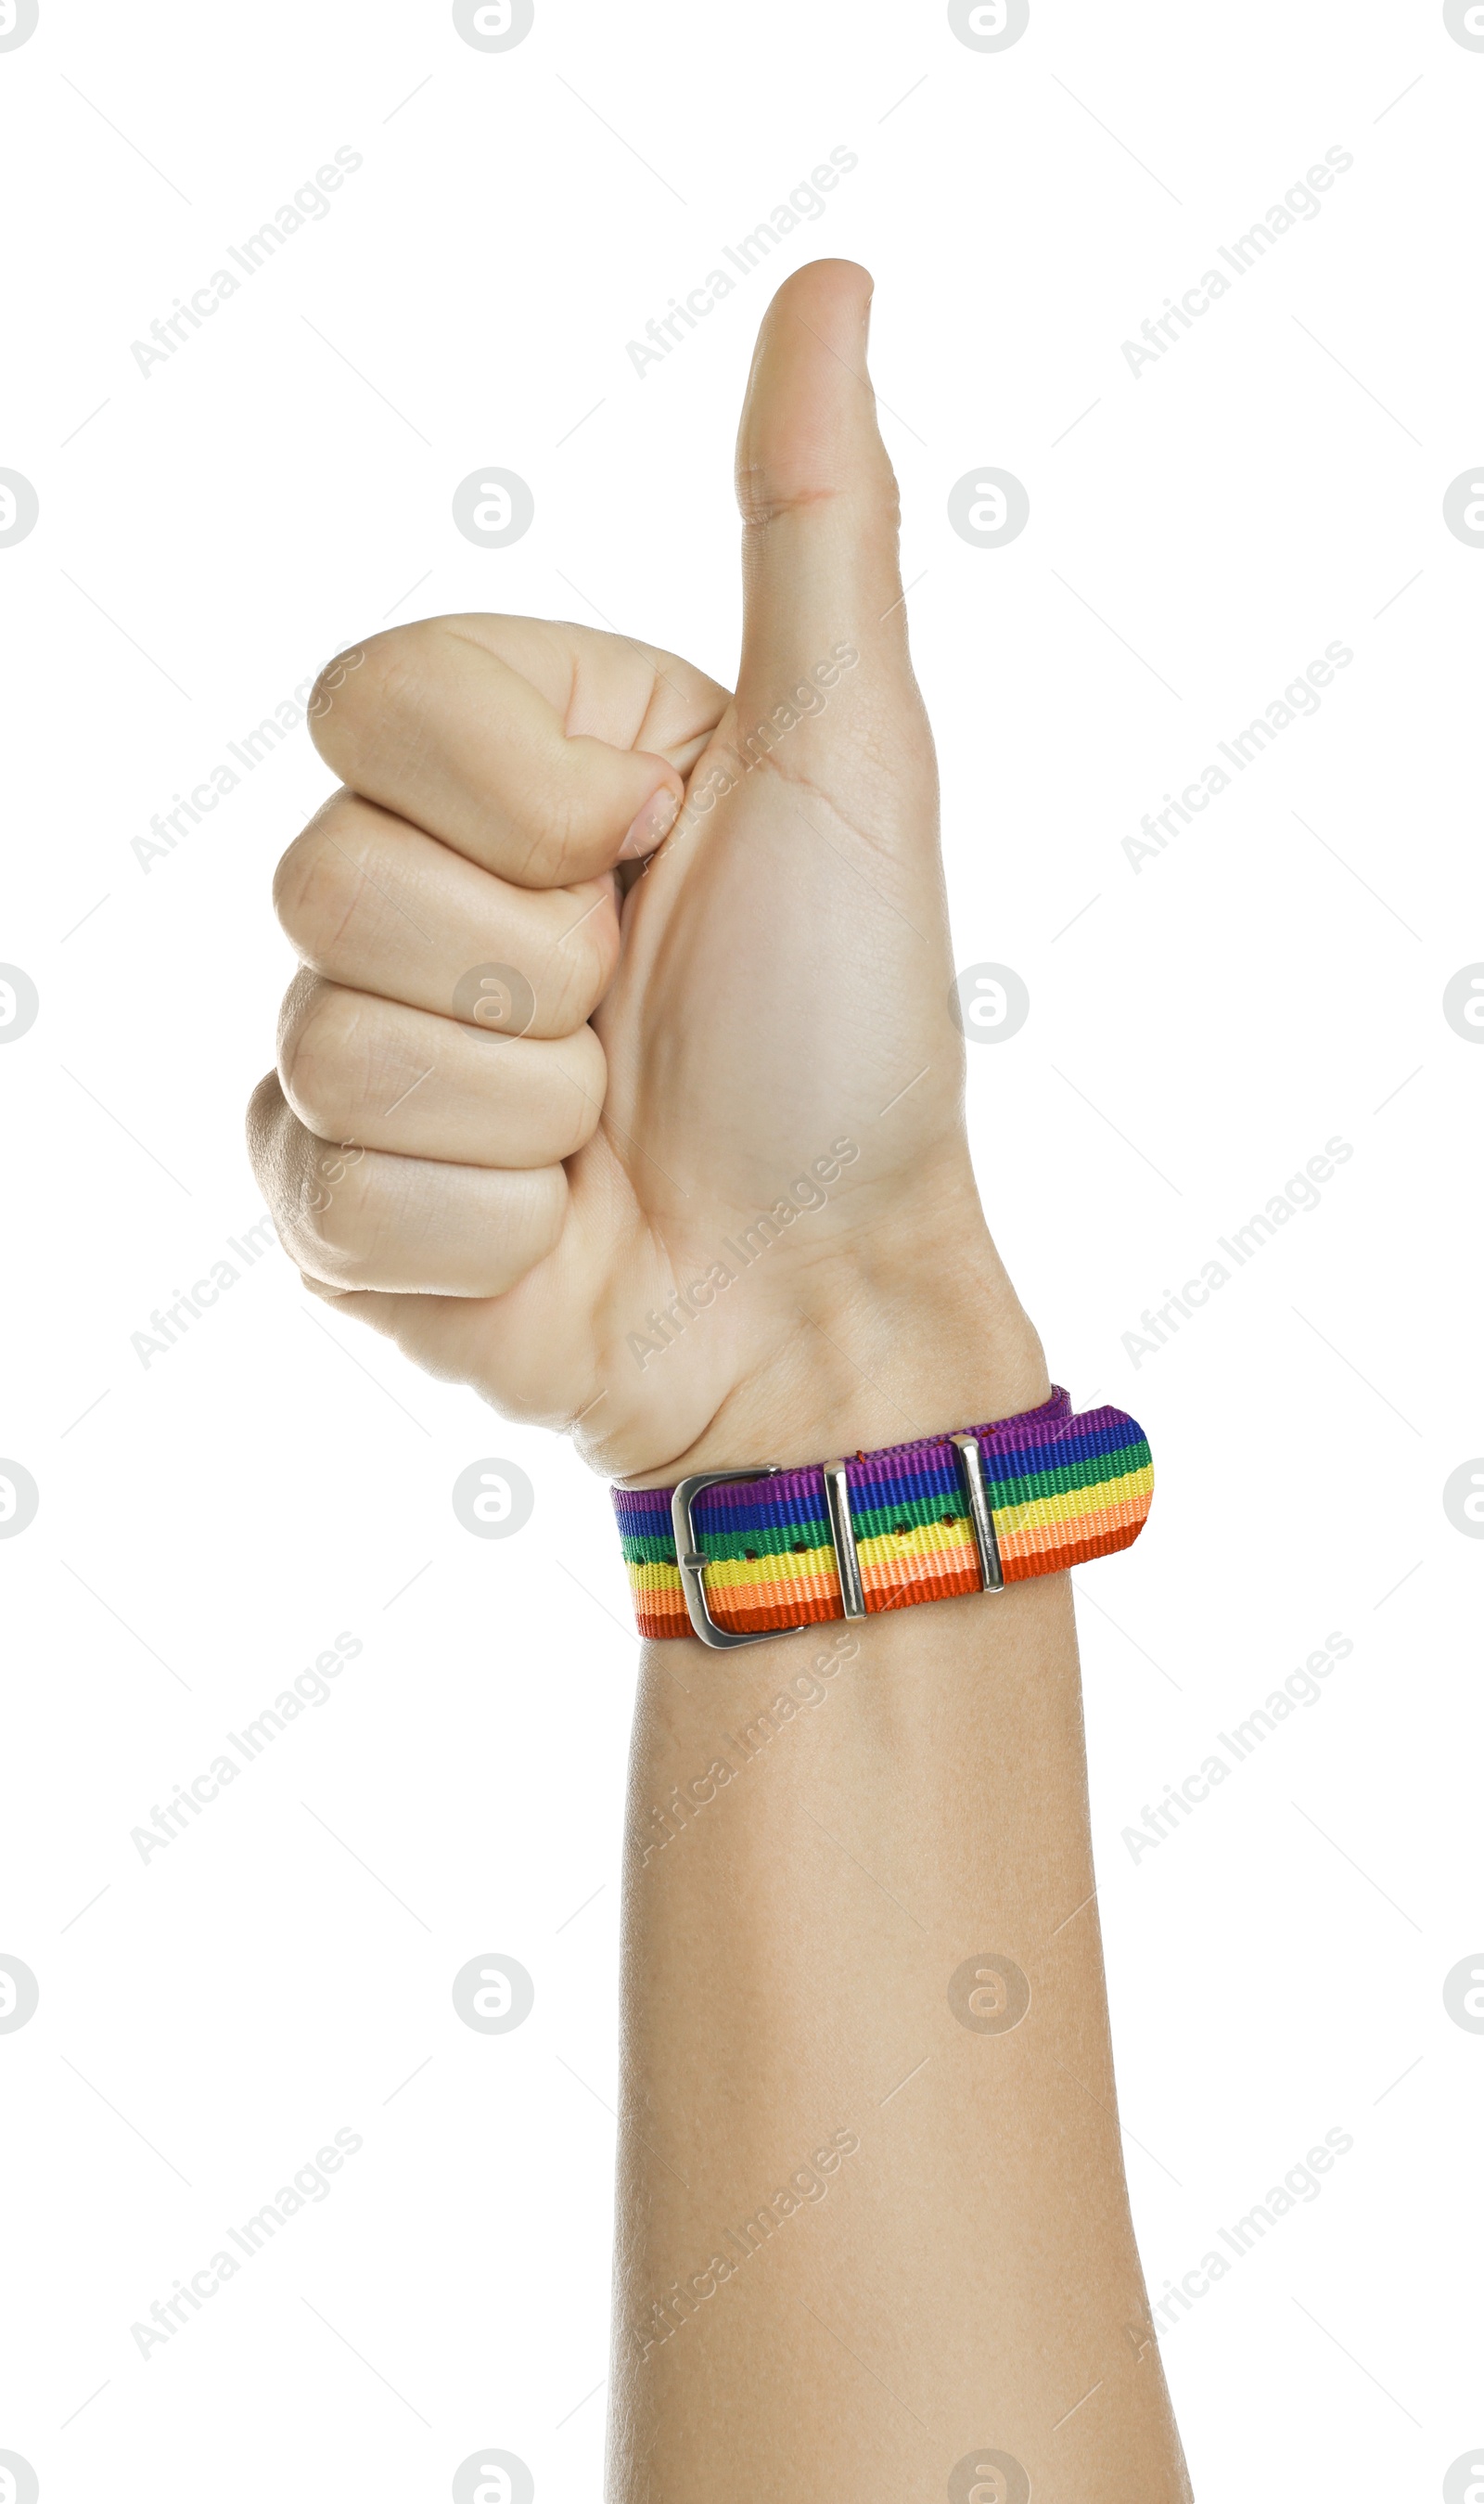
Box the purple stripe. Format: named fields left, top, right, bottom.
left=613, top=1393, right=1148, bottom=1541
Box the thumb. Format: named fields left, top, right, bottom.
left=734, top=259, right=907, bottom=702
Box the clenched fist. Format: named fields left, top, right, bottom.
left=248, top=261, right=1046, bottom=1484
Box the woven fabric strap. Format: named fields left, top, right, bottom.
left=611, top=1388, right=1153, bottom=1640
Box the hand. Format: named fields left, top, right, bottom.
left=248, top=260, right=1046, bottom=1483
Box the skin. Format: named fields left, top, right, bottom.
left=249, top=260, right=1192, bottom=2501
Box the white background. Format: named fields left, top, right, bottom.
left=2, top=1, right=1480, bottom=2498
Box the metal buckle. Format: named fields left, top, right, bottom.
left=951, top=1433, right=1005, bottom=1592
left=670, top=1468, right=811, bottom=1650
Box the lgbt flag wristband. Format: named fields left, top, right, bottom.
left=611, top=1387, right=1153, bottom=1648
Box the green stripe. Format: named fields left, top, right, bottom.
left=629, top=1492, right=974, bottom=1564
left=620, top=1529, right=691, bottom=1565
left=989, top=1439, right=1150, bottom=1513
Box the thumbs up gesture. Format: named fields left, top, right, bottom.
left=249, top=262, right=1047, bottom=1483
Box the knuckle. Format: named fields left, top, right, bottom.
left=273, top=805, right=364, bottom=957
left=284, top=1137, right=375, bottom=1276
left=501, top=1162, right=569, bottom=1277
left=580, top=907, right=622, bottom=1006
left=279, top=985, right=361, bottom=1139
left=526, top=754, right=612, bottom=884
left=244, top=1070, right=288, bottom=1186
left=736, top=472, right=840, bottom=531
left=305, top=644, right=371, bottom=752
left=509, top=815, right=570, bottom=888
left=307, top=624, right=430, bottom=775
left=304, top=1171, right=373, bottom=1270
left=556, top=1030, right=607, bottom=1152
left=243, top=1067, right=375, bottom=1284
left=539, top=924, right=616, bottom=1033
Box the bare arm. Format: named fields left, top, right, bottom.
left=247, top=256, right=1190, bottom=2504
left=612, top=1361, right=1190, bottom=2501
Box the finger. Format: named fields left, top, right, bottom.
left=734, top=258, right=907, bottom=704
left=274, top=792, right=620, bottom=1036
left=247, top=1074, right=567, bottom=1296
left=276, top=972, right=607, bottom=1168
left=417, top=613, right=726, bottom=762
left=310, top=617, right=693, bottom=887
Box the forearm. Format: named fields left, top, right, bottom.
left=608, top=1342, right=1191, bottom=2501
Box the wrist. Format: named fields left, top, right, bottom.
left=624, top=1223, right=1050, bottom=1489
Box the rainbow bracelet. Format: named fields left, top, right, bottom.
left=611, top=1387, right=1153, bottom=1647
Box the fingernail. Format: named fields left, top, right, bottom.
left=620, top=782, right=681, bottom=859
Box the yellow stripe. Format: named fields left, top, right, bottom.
left=630, top=1560, right=684, bottom=1593
left=702, top=1543, right=838, bottom=1594
left=991, top=1462, right=1153, bottom=1543
left=641, top=1522, right=986, bottom=1603
left=999, top=1496, right=1152, bottom=1561
left=857, top=1524, right=979, bottom=1579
